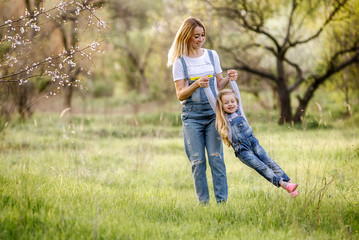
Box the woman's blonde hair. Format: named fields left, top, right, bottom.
left=167, top=17, right=206, bottom=67
left=215, top=89, right=239, bottom=147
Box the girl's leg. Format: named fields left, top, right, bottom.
left=236, top=143, right=283, bottom=187
left=205, top=116, right=228, bottom=203
left=251, top=137, right=290, bottom=182
left=280, top=181, right=298, bottom=194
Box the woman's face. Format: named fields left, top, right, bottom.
left=189, top=26, right=205, bottom=50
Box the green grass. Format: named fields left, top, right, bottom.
left=1, top=109, right=358, bottom=239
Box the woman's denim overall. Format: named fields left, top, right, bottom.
left=229, top=110, right=290, bottom=187
left=180, top=51, right=228, bottom=203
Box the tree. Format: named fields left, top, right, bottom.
left=0, top=0, right=106, bottom=119
left=210, top=0, right=359, bottom=124
left=107, top=0, right=201, bottom=101
left=108, top=0, right=161, bottom=95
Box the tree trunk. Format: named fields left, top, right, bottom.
left=17, top=83, right=34, bottom=120
left=64, top=85, right=73, bottom=108
left=293, top=85, right=316, bottom=123
left=64, top=68, right=81, bottom=108
left=14, top=0, right=40, bottom=120
left=277, top=84, right=292, bottom=124
left=277, top=55, right=292, bottom=124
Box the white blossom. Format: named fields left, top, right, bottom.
left=97, top=20, right=106, bottom=29
left=90, top=41, right=99, bottom=51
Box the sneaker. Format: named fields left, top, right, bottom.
left=285, top=183, right=298, bottom=193
left=290, top=189, right=298, bottom=197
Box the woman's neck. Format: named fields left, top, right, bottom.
left=187, top=48, right=204, bottom=58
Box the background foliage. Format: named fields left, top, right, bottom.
left=0, top=0, right=358, bottom=239
left=0, top=0, right=358, bottom=123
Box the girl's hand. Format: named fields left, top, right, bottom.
left=197, top=76, right=210, bottom=88
left=227, top=70, right=238, bottom=81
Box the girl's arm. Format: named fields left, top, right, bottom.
left=203, top=87, right=216, bottom=112
left=229, top=80, right=248, bottom=122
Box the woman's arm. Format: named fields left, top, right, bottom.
left=174, top=76, right=209, bottom=101
left=216, top=73, right=229, bottom=91
left=216, top=70, right=238, bottom=91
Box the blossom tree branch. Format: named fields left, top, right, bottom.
left=0, top=0, right=107, bottom=96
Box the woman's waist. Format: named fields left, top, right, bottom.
left=182, top=102, right=213, bottom=111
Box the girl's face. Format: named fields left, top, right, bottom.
left=221, top=93, right=238, bottom=114
left=189, top=26, right=205, bottom=50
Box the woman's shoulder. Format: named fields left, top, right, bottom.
left=173, top=57, right=183, bottom=71
left=204, top=49, right=219, bottom=61
left=204, top=48, right=218, bottom=54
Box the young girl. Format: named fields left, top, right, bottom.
left=203, top=78, right=298, bottom=197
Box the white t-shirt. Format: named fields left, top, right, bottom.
left=172, top=49, right=222, bottom=82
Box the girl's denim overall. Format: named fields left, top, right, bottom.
left=229, top=110, right=290, bottom=187
left=180, top=51, right=228, bottom=203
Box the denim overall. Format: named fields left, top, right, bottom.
left=229, top=109, right=290, bottom=187
left=180, top=50, right=228, bottom=203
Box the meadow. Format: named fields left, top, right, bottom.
left=0, top=94, right=358, bottom=239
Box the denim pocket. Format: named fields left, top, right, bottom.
left=235, top=120, right=246, bottom=128
left=181, top=112, right=189, bottom=121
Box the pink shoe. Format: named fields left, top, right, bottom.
left=285, top=183, right=298, bottom=193
left=290, top=189, right=298, bottom=197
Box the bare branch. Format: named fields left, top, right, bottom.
left=282, top=0, right=297, bottom=48
left=244, top=43, right=277, bottom=56
left=302, top=47, right=359, bottom=102
left=285, top=57, right=304, bottom=92
left=212, top=5, right=281, bottom=50
left=220, top=46, right=278, bottom=82
left=0, top=44, right=95, bottom=82
left=289, top=0, right=348, bottom=47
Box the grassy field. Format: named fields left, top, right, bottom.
left=1, top=102, right=358, bottom=239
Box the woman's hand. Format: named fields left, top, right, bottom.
left=227, top=70, right=238, bottom=81
left=197, top=76, right=210, bottom=88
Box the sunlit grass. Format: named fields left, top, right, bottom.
left=0, top=108, right=358, bottom=239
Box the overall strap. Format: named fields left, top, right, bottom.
left=207, top=50, right=218, bottom=96
left=179, top=57, right=190, bottom=81
left=207, top=50, right=216, bottom=76
left=227, top=109, right=241, bottom=123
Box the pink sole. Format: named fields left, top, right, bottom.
left=285, top=183, right=298, bottom=193
left=290, top=189, right=298, bottom=197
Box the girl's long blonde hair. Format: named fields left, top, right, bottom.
left=167, top=17, right=206, bottom=67
left=215, top=89, right=239, bottom=147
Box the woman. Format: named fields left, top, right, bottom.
left=167, top=17, right=238, bottom=204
